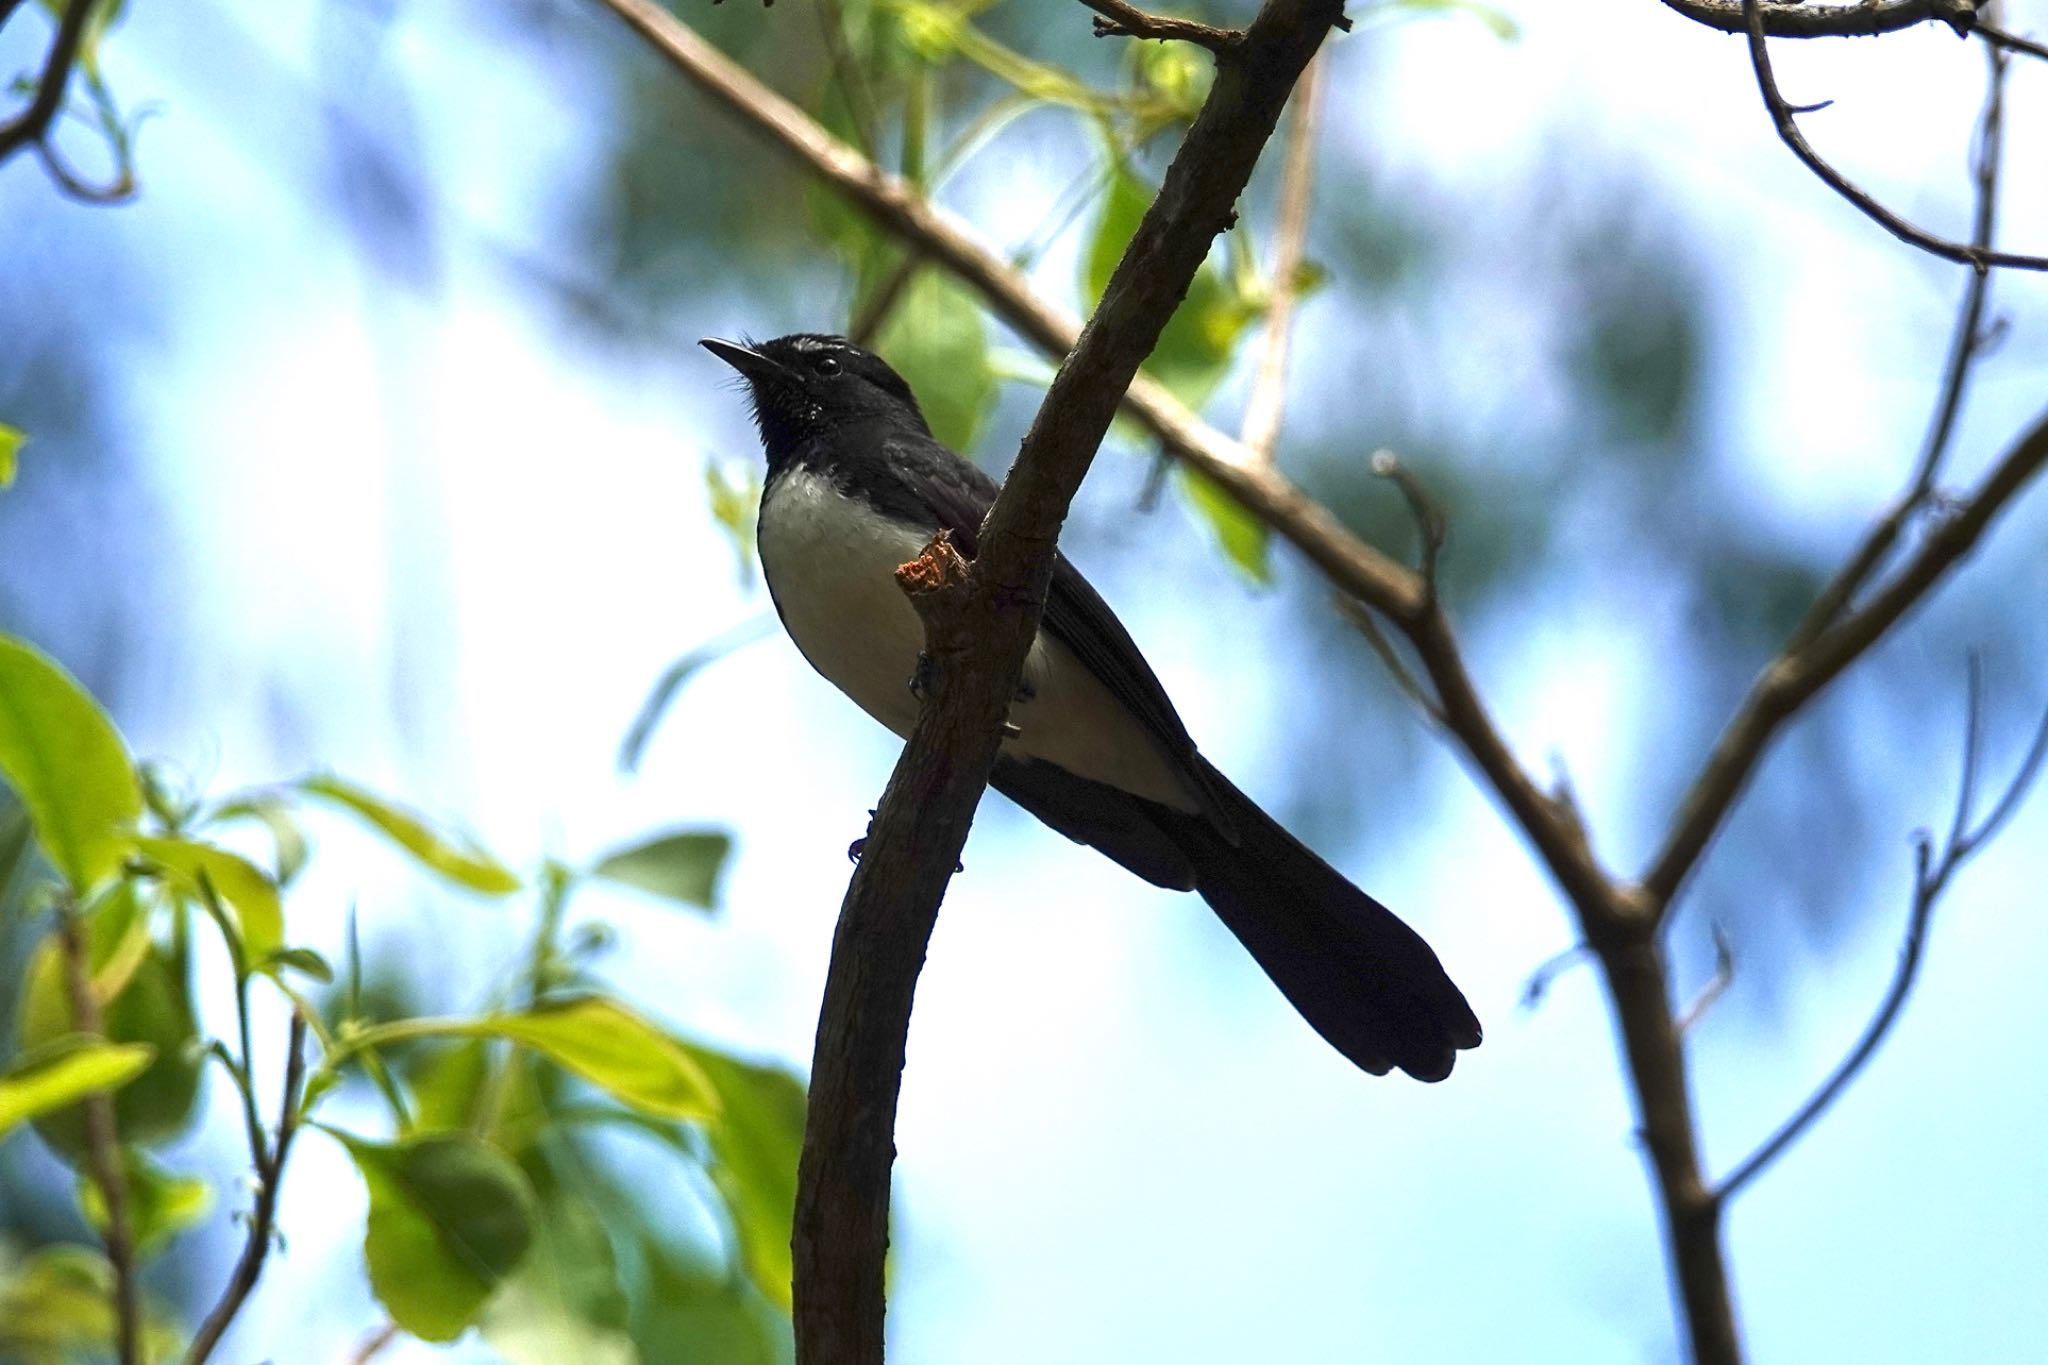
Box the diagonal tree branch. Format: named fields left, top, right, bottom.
left=1641, top=404, right=2048, bottom=908
left=1736, top=0, right=2048, bottom=272
left=755, top=2, right=1347, bottom=1359
left=57, top=900, right=141, bottom=1365
left=590, top=0, right=1424, bottom=623
left=0, top=0, right=96, bottom=166
left=1716, top=667, right=2048, bottom=1204
left=1079, top=0, right=1244, bottom=53
left=1641, top=44, right=2032, bottom=911
left=1239, top=50, right=1322, bottom=466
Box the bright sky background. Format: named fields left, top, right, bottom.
left=6, top=0, right=2048, bottom=1361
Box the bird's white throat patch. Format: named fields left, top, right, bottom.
left=755, top=467, right=1199, bottom=812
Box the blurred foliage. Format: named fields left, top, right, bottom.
left=0, top=631, right=800, bottom=1360
left=3, top=0, right=2046, bottom=1357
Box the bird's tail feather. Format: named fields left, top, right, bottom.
left=1174, top=762, right=1481, bottom=1081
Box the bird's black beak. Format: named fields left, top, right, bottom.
left=700, top=337, right=786, bottom=384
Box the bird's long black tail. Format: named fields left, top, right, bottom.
left=1172, top=761, right=1481, bottom=1081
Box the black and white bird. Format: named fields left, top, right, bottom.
left=704, top=332, right=1480, bottom=1080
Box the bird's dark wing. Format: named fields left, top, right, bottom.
left=886, top=433, right=1228, bottom=827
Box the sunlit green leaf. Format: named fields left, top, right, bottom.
left=300, top=775, right=520, bottom=896
left=1083, top=160, right=1260, bottom=413
left=481, top=1195, right=637, bottom=1365
left=340, top=1131, right=538, bottom=1343
left=0, top=1245, right=181, bottom=1365
left=1178, top=467, right=1273, bottom=585
left=593, top=829, right=732, bottom=912
left=76, top=1148, right=211, bottom=1255
left=870, top=269, right=997, bottom=453
left=630, top=1239, right=791, bottom=1365
left=706, top=457, right=761, bottom=580
left=686, top=1045, right=807, bottom=1312
left=617, top=615, right=775, bottom=774
left=133, top=834, right=284, bottom=964
left=212, top=793, right=310, bottom=885
left=0, top=633, right=141, bottom=893
left=419, top=998, right=720, bottom=1123
left=18, top=932, right=201, bottom=1159
left=0, top=423, right=23, bottom=489
left=264, top=945, right=334, bottom=983
left=0, top=1036, right=153, bottom=1138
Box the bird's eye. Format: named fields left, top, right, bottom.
left=815, top=355, right=843, bottom=377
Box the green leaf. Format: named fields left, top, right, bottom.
left=630, top=1239, right=791, bottom=1365
left=868, top=269, right=997, bottom=453
left=0, top=1036, right=154, bottom=1138
left=706, top=457, right=761, bottom=579
left=1082, top=160, right=1260, bottom=412
left=264, top=945, right=334, bottom=983
left=457, top=998, right=719, bottom=1122
left=211, top=793, right=310, bottom=884
left=480, top=1195, right=637, bottom=1365
left=300, top=775, right=521, bottom=896
left=592, top=830, right=732, bottom=911
left=0, top=633, right=141, bottom=892
left=76, top=1149, right=212, bottom=1255
left=1177, top=467, right=1273, bottom=585
left=686, top=1046, right=807, bottom=1311
left=618, top=616, right=775, bottom=774
left=0, top=423, right=23, bottom=489
left=133, top=834, right=284, bottom=964
left=340, top=1131, right=538, bottom=1343
left=18, top=933, right=202, bottom=1158
left=0, top=1245, right=114, bottom=1363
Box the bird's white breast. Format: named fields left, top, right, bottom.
left=756, top=468, right=1199, bottom=812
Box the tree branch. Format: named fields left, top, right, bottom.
left=1716, top=667, right=2048, bottom=1203
left=1239, top=51, right=1321, bottom=465
left=778, top=2, right=1346, bottom=1359
left=1079, top=0, right=1244, bottom=54
left=1642, top=405, right=2048, bottom=909
left=1737, top=0, right=2048, bottom=272
left=1641, top=43, right=2036, bottom=910
left=0, top=0, right=95, bottom=167
left=1655, top=0, right=1970, bottom=39
left=182, top=1012, right=309, bottom=1365
left=588, top=0, right=1425, bottom=625
left=56, top=901, right=141, bottom=1365
left=1782, top=44, right=2007, bottom=657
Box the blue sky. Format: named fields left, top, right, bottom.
left=5, top=0, right=2048, bottom=1360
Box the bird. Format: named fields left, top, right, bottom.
left=702, top=332, right=1481, bottom=1080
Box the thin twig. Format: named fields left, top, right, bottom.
left=1642, top=41, right=2027, bottom=908
left=183, top=1012, right=310, bottom=1365
left=1738, top=0, right=2048, bottom=272
left=344, top=1321, right=401, bottom=1365
left=1520, top=942, right=1591, bottom=1010
left=1641, top=404, right=2048, bottom=909
left=0, top=0, right=95, bottom=165
left=1079, top=0, right=1244, bottom=53
left=1976, top=18, right=2048, bottom=61
left=1239, top=52, right=1321, bottom=465
left=57, top=902, right=142, bottom=1365
left=1716, top=677, right=2048, bottom=1203
left=1332, top=595, right=1448, bottom=729
left=1676, top=924, right=1735, bottom=1035
left=1656, top=0, right=1975, bottom=40
left=1783, top=42, right=2006, bottom=655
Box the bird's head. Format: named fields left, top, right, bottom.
left=701, top=333, right=929, bottom=461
